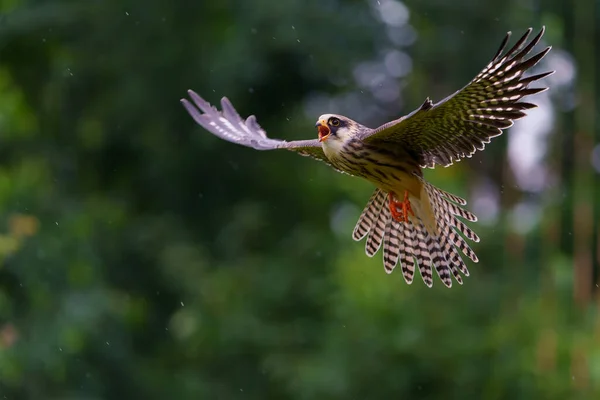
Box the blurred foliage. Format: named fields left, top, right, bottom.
left=0, top=0, right=598, bottom=399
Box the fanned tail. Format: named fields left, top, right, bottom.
left=352, top=183, right=480, bottom=288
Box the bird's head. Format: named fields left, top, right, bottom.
left=315, top=114, right=359, bottom=145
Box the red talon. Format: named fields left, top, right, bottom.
left=388, top=191, right=414, bottom=223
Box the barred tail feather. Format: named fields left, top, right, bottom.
left=423, top=181, right=479, bottom=280
left=353, top=189, right=386, bottom=241
left=352, top=182, right=479, bottom=288
left=383, top=219, right=401, bottom=273
left=413, top=224, right=436, bottom=287
left=430, top=236, right=459, bottom=285
left=399, top=223, right=418, bottom=284
left=434, top=187, right=468, bottom=206
left=365, top=194, right=390, bottom=257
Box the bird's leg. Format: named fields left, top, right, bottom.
left=388, top=192, right=405, bottom=222
left=401, top=190, right=415, bottom=223
left=388, top=191, right=415, bottom=223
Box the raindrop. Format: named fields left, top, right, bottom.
left=180, top=301, right=185, bottom=307
left=125, top=12, right=129, bottom=16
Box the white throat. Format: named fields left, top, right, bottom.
left=321, top=136, right=347, bottom=160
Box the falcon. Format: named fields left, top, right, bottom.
left=181, top=27, right=553, bottom=287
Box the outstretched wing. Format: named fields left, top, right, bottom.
left=360, top=27, right=553, bottom=168
left=181, top=90, right=330, bottom=166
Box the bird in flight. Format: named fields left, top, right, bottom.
left=181, top=27, right=553, bottom=288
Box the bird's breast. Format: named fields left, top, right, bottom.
left=326, top=139, right=422, bottom=194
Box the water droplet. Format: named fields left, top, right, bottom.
left=180, top=301, right=184, bottom=307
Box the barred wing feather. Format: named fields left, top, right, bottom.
left=361, top=27, right=553, bottom=168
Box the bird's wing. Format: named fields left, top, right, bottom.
left=181, top=90, right=331, bottom=166
left=359, top=27, right=553, bottom=168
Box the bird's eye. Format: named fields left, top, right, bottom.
left=329, top=118, right=340, bottom=127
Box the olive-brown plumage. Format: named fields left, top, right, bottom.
left=180, top=27, right=553, bottom=287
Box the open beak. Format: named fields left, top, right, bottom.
left=316, top=120, right=330, bottom=142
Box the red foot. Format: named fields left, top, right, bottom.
left=388, top=191, right=414, bottom=223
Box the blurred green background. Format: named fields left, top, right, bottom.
left=0, top=0, right=598, bottom=398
